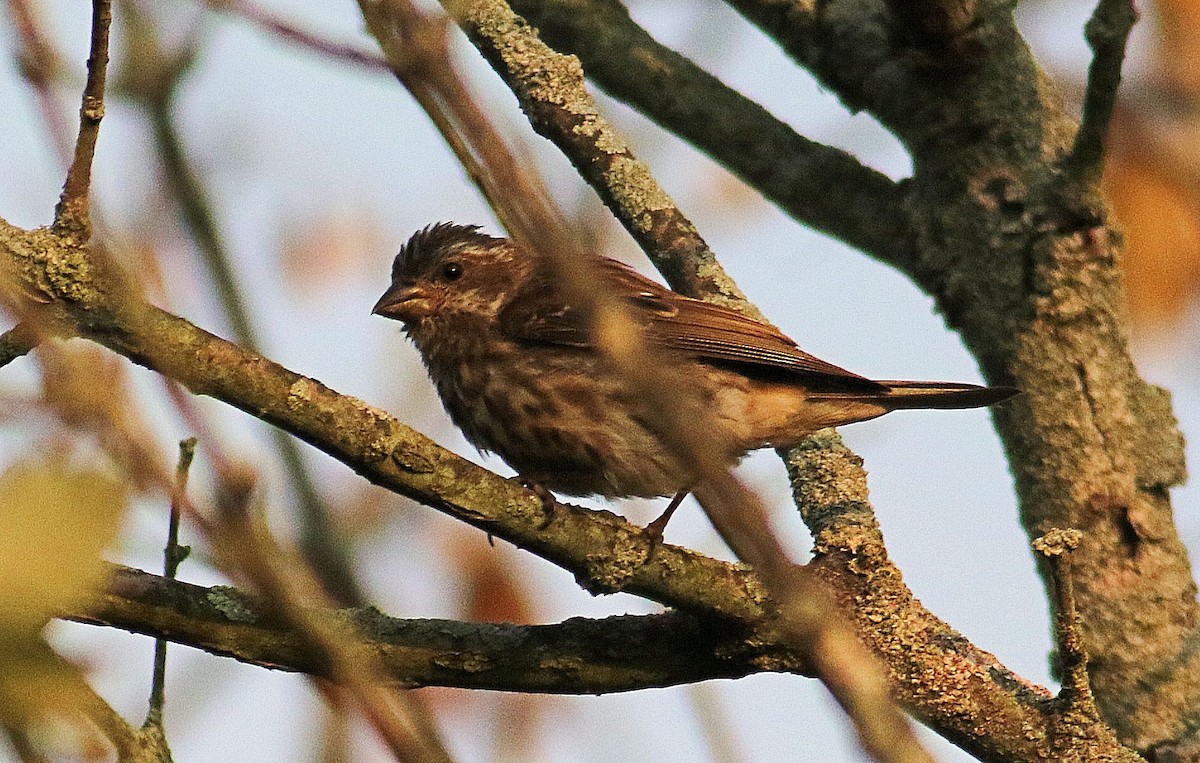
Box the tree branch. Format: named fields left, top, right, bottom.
left=507, top=0, right=910, bottom=268
left=444, top=0, right=752, bottom=309
left=70, top=564, right=774, bottom=693
left=1066, top=0, right=1138, bottom=186
left=53, top=0, right=112, bottom=244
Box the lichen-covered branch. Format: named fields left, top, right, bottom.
left=445, top=0, right=751, bottom=310
left=718, top=0, right=1196, bottom=753
left=507, top=0, right=910, bottom=268
left=71, top=564, right=776, bottom=693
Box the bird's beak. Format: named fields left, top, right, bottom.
left=372, top=283, right=433, bottom=322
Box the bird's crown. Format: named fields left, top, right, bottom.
left=392, top=222, right=500, bottom=280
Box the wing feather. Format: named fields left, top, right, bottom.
left=499, top=258, right=880, bottom=386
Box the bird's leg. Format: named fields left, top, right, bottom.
left=645, top=490, right=689, bottom=543
left=513, top=475, right=557, bottom=528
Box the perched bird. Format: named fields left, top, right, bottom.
left=373, top=223, right=1017, bottom=534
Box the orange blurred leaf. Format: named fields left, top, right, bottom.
left=1104, top=148, right=1200, bottom=331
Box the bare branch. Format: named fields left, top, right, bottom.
left=144, top=438, right=197, bottom=732
left=53, top=0, right=113, bottom=243
left=1067, top=0, right=1138, bottom=186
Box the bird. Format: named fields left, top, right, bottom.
left=373, top=222, right=1018, bottom=536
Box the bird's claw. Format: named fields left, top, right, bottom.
left=514, top=476, right=557, bottom=529
left=642, top=490, right=689, bottom=555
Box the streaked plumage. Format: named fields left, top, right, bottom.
left=374, top=223, right=1017, bottom=514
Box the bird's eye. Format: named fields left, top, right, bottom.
left=441, top=262, right=463, bottom=281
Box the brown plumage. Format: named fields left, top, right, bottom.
left=373, top=223, right=1017, bottom=528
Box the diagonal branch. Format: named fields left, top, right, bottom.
left=508, top=0, right=910, bottom=269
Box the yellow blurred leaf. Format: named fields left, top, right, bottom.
left=0, top=457, right=128, bottom=636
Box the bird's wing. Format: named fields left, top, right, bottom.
left=498, top=258, right=878, bottom=384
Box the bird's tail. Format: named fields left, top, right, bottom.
left=757, top=380, right=1019, bottom=447
left=855, top=381, right=1020, bottom=410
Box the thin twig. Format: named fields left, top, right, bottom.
left=144, top=438, right=197, bottom=731
left=6, top=0, right=76, bottom=166
left=209, top=0, right=390, bottom=73
left=1033, top=528, right=1095, bottom=705
left=53, top=0, right=113, bottom=243
left=1067, top=0, right=1138, bottom=185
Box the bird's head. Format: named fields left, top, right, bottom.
left=372, top=223, right=522, bottom=328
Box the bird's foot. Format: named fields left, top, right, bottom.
left=514, top=475, right=557, bottom=529
left=643, top=491, right=689, bottom=550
